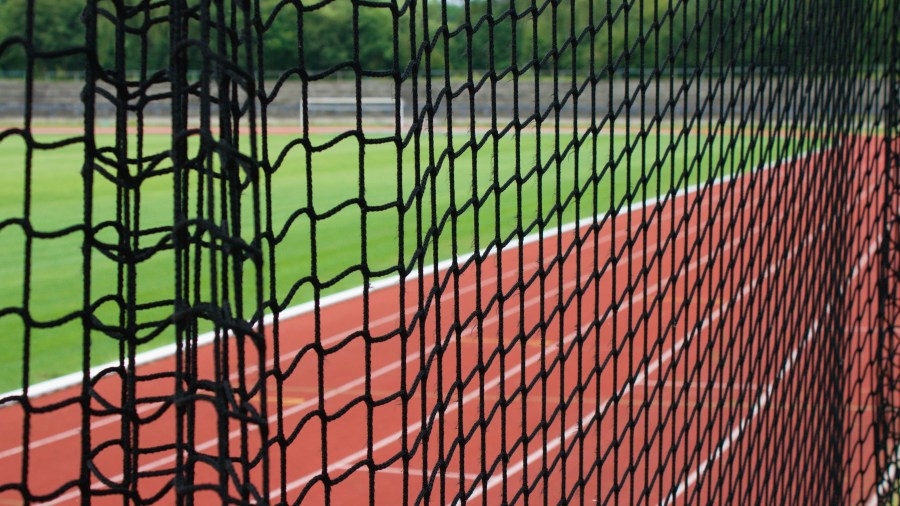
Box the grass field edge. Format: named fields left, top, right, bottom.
left=0, top=149, right=815, bottom=401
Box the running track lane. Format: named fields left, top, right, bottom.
left=0, top=140, right=885, bottom=505
left=658, top=136, right=887, bottom=506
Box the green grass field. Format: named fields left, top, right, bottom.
left=0, top=127, right=804, bottom=392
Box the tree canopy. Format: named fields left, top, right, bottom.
left=0, top=0, right=890, bottom=77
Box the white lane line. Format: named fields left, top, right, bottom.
left=465, top=217, right=711, bottom=334
left=661, top=328, right=814, bottom=506
left=269, top=328, right=567, bottom=501
left=658, top=381, right=769, bottom=392
left=663, top=238, right=879, bottom=506
left=3, top=146, right=806, bottom=461
left=271, top=215, right=763, bottom=503
left=8, top=163, right=720, bottom=464
left=667, top=177, right=879, bottom=505
left=0, top=402, right=162, bottom=461
left=37, top=153, right=812, bottom=504
left=460, top=231, right=811, bottom=504
left=331, top=464, right=482, bottom=482
left=5, top=203, right=674, bottom=464
left=255, top=204, right=675, bottom=372
left=4, top=149, right=810, bottom=402
left=43, top=194, right=710, bottom=505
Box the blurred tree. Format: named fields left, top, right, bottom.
left=0, top=0, right=86, bottom=74
left=0, top=0, right=890, bottom=77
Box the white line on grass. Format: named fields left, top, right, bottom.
left=52, top=185, right=749, bottom=505
left=1, top=150, right=814, bottom=401
left=37, top=150, right=815, bottom=505
left=0, top=192, right=689, bottom=462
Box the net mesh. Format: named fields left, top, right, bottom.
left=0, top=0, right=897, bottom=504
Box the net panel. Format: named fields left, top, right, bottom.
left=0, top=0, right=896, bottom=504
left=878, top=1, right=900, bottom=500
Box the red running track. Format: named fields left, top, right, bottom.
left=0, top=138, right=887, bottom=505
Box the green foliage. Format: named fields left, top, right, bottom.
left=0, top=0, right=86, bottom=73
left=0, top=0, right=891, bottom=77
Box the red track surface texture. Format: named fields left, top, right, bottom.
left=0, top=138, right=887, bottom=505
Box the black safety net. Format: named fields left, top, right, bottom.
left=0, top=0, right=898, bottom=504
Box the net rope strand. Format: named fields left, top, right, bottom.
left=0, top=0, right=896, bottom=504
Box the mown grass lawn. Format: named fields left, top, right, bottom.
left=0, top=126, right=803, bottom=392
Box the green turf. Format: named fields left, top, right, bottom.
left=0, top=127, right=805, bottom=392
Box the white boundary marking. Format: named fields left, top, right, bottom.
left=461, top=229, right=811, bottom=504
left=1, top=150, right=815, bottom=401
left=663, top=238, right=879, bottom=505
left=332, top=464, right=481, bottom=482
left=38, top=149, right=816, bottom=505
left=44, top=189, right=727, bottom=504
left=0, top=199, right=692, bottom=463
left=274, top=203, right=773, bottom=503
